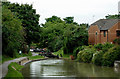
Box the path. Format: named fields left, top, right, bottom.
left=0, top=52, right=38, bottom=78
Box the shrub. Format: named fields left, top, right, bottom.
left=94, top=43, right=103, bottom=50
left=77, top=47, right=96, bottom=63
left=92, top=51, right=104, bottom=66
left=77, top=51, right=84, bottom=62
left=73, top=46, right=83, bottom=59
left=88, top=45, right=93, bottom=48
left=102, top=46, right=120, bottom=66
left=102, top=42, right=114, bottom=52
left=113, top=38, right=120, bottom=45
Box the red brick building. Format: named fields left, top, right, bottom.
left=88, top=19, right=120, bottom=44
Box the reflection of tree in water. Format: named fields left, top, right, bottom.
left=40, top=66, right=44, bottom=76
left=21, top=64, right=30, bottom=77
left=21, top=59, right=120, bottom=77
left=76, top=62, right=119, bottom=77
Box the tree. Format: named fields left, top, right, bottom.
left=45, top=16, right=63, bottom=23
left=39, top=16, right=88, bottom=53
left=63, top=24, right=88, bottom=54
left=63, top=17, right=74, bottom=24
left=105, top=14, right=120, bottom=19
left=2, top=5, right=24, bottom=57
left=2, top=2, right=41, bottom=45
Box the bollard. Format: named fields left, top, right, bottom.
left=114, top=61, right=120, bottom=68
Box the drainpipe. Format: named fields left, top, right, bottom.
left=107, top=30, right=108, bottom=42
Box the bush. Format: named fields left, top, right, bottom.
left=88, top=45, right=93, bottom=48
left=73, top=46, right=83, bottom=59
left=77, top=47, right=96, bottom=63
left=94, top=43, right=103, bottom=50
left=102, top=42, right=114, bottom=52
left=102, top=46, right=120, bottom=66
left=113, top=38, right=120, bottom=45
left=77, top=51, right=84, bottom=62
left=92, top=51, right=104, bottom=66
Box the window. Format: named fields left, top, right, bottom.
left=96, top=32, right=97, bottom=35
left=104, top=31, right=106, bottom=37
left=116, top=30, right=120, bottom=37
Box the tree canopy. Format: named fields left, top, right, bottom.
left=39, top=16, right=88, bottom=54
left=2, top=5, right=24, bottom=57
left=2, top=2, right=41, bottom=45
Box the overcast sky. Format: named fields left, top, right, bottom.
left=8, top=0, right=119, bottom=25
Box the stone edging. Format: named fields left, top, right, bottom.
left=22, top=58, right=49, bottom=66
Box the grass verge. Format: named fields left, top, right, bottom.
left=28, top=55, right=45, bottom=60
left=2, top=52, right=32, bottom=64
left=4, top=62, right=24, bottom=79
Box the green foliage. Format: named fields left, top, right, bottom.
left=94, top=43, right=114, bottom=52
left=63, top=23, right=88, bottom=54
left=3, top=2, right=41, bottom=45
left=40, top=15, right=88, bottom=53
left=102, top=46, right=120, bottom=66
left=2, top=5, right=24, bottom=57
left=5, top=62, right=24, bottom=78
left=92, top=51, right=104, bottom=66
left=73, top=46, right=83, bottom=59
left=77, top=47, right=96, bottom=63
left=102, top=42, right=114, bottom=52
left=45, top=16, right=63, bottom=24
left=63, top=17, right=74, bottom=24
left=2, top=52, right=32, bottom=63
left=28, top=55, right=44, bottom=60
left=53, top=49, right=64, bottom=56
left=94, top=43, right=103, bottom=50
left=2, top=55, right=14, bottom=64
left=105, top=14, right=120, bottom=19
left=113, top=38, right=120, bottom=45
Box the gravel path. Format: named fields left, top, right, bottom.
left=0, top=52, right=38, bottom=78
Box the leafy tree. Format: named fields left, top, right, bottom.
left=2, top=2, right=41, bottom=45
left=63, top=24, right=88, bottom=54
left=45, top=16, right=63, bottom=23
left=39, top=16, right=88, bottom=54
left=105, top=14, right=120, bottom=19
left=63, top=17, right=74, bottom=24
left=2, top=5, right=24, bottom=57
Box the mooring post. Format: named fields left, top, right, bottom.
left=114, top=61, right=120, bottom=68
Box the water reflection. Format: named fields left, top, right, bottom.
left=21, top=59, right=120, bottom=77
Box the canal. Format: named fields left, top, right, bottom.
left=21, top=59, right=120, bottom=78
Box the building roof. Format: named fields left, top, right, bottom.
left=91, top=19, right=120, bottom=30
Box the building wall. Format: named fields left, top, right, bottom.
left=108, top=22, right=119, bottom=43
left=88, top=25, right=100, bottom=44
left=118, top=21, right=120, bottom=30
left=100, top=31, right=108, bottom=44
left=88, top=22, right=120, bottom=45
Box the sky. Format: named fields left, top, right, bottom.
left=7, top=0, right=120, bottom=25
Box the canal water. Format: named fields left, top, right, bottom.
left=21, top=59, right=120, bottom=78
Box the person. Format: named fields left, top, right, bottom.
left=19, top=50, right=22, bottom=55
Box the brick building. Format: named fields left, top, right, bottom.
left=88, top=19, right=120, bottom=44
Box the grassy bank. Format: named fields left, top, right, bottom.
left=4, top=55, right=45, bottom=78
left=2, top=52, right=32, bottom=64
left=5, top=62, right=24, bottom=79
left=28, top=55, right=45, bottom=60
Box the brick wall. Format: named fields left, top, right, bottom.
left=88, top=22, right=120, bottom=45
left=100, top=31, right=108, bottom=44
left=108, top=22, right=119, bottom=43
left=88, top=25, right=100, bottom=44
